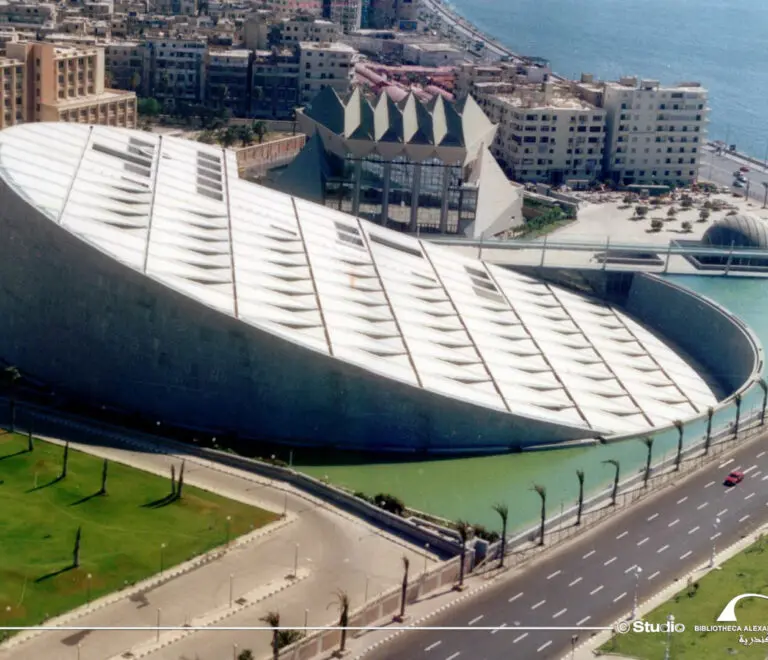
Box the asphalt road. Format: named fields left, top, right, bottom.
left=700, top=146, right=768, bottom=206
left=366, top=437, right=768, bottom=660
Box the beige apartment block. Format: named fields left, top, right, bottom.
left=298, top=41, right=356, bottom=103
left=5, top=41, right=136, bottom=128
left=574, top=74, right=708, bottom=187
left=0, top=57, right=25, bottom=129
left=478, top=81, right=605, bottom=185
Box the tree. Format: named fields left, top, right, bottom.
left=623, top=195, right=634, bottom=205
left=532, top=484, right=546, bottom=546
left=176, top=461, right=185, bottom=499
left=642, top=437, right=654, bottom=488
left=734, top=392, right=742, bottom=438
left=198, top=129, right=216, bottom=144
left=603, top=459, right=620, bottom=506
left=650, top=218, right=663, bottom=232
left=238, top=125, right=254, bottom=147
left=61, top=441, right=70, bottom=479
left=760, top=379, right=768, bottom=425
left=169, top=464, right=176, bottom=497
left=666, top=206, right=677, bottom=218
left=220, top=126, right=238, bottom=148
left=681, top=220, right=693, bottom=233
left=635, top=205, right=648, bottom=218
left=260, top=610, right=280, bottom=660
left=252, top=120, right=267, bottom=144
left=73, top=525, right=82, bottom=568
left=674, top=420, right=684, bottom=471
left=130, top=71, right=141, bottom=92
left=398, top=555, right=409, bottom=619
left=237, top=650, right=254, bottom=660
left=680, top=195, right=693, bottom=209
left=699, top=208, right=711, bottom=222
left=327, top=590, right=350, bottom=653
left=492, top=503, right=508, bottom=568
left=705, top=406, right=715, bottom=454
left=138, top=97, right=161, bottom=116
left=2, top=365, right=21, bottom=432
left=99, top=458, right=109, bottom=496
left=455, top=520, right=472, bottom=588
left=575, top=470, right=585, bottom=526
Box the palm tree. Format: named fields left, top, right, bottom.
left=252, top=120, right=267, bottom=144
left=99, top=458, right=109, bottom=496
left=705, top=406, right=715, bottom=454
left=603, top=459, right=620, bottom=506
left=642, top=437, right=654, bottom=488
left=73, top=525, right=82, bottom=568
left=327, top=590, right=350, bottom=653
left=398, top=556, right=409, bottom=620
left=455, top=520, right=472, bottom=588
left=575, top=470, right=585, bottom=526
left=531, top=484, right=546, bottom=546
left=238, top=125, right=254, bottom=147
left=492, top=503, right=508, bottom=568
left=2, top=365, right=21, bottom=432
left=259, top=611, right=280, bottom=660
left=734, top=392, right=742, bottom=438
left=220, top=126, right=238, bottom=148
left=674, top=420, right=684, bottom=471
left=61, top=441, right=70, bottom=479
left=760, top=379, right=768, bottom=425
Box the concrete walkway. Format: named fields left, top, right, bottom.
left=0, top=432, right=433, bottom=660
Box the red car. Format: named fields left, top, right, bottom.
left=724, top=470, right=744, bottom=486
left=740, top=166, right=750, bottom=173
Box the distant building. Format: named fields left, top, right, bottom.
left=0, top=57, right=24, bottom=130
left=298, top=40, right=357, bottom=104
left=144, top=37, right=207, bottom=106
left=323, top=0, right=362, bottom=33
left=573, top=74, right=709, bottom=187
left=280, top=15, right=340, bottom=45
left=251, top=47, right=300, bottom=118
left=0, top=3, right=57, bottom=28
left=105, top=41, right=143, bottom=90
left=402, top=42, right=465, bottom=67
left=280, top=87, right=524, bottom=238
left=206, top=49, right=251, bottom=117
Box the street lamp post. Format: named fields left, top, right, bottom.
left=156, top=608, right=161, bottom=642
left=86, top=573, right=92, bottom=604
left=664, top=613, right=675, bottom=660
left=710, top=517, right=721, bottom=568
left=229, top=573, right=234, bottom=608
left=293, top=543, right=299, bottom=578
left=423, top=543, right=430, bottom=575
left=160, top=543, right=166, bottom=574
left=571, top=634, right=579, bottom=660
left=631, top=566, right=643, bottom=619
left=225, top=515, right=232, bottom=546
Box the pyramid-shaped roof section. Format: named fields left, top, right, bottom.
left=454, top=94, right=495, bottom=149
left=303, top=86, right=347, bottom=136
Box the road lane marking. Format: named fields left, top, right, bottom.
left=513, top=633, right=528, bottom=643
left=531, top=600, right=546, bottom=610
left=688, top=526, right=700, bottom=534
left=739, top=514, right=751, bottom=523
left=711, top=532, right=722, bottom=540
left=724, top=488, right=735, bottom=495
left=658, top=544, right=669, bottom=554
left=624, top=565, right=637, bottom=574
left=446, top=653, right=460, bottom=660
left=758, top=451, right=766, bottom=458
left=637, top=537, right=649, bottom=546
left=547, top=570, right=561, bottom=580
left=754, top=471, right=762, bottom=478
left=719, top=459, right=734, bottom=468
left=763, top=475, right=768, bottom=482
left=616, top=531, right=628, bottom=539
left=577, top=616, right=591, bottom=626
left=745, top=492, right=755, bottom=500
left=537, top=641, right=552, bottom=653
left=717, top=509, right=728, bottom=517
left=604, top=557, right=617, bottom=566
left=425, top=641, right=442, bottom=652
left=681, top=551, right=692, bottom=560
left=491, top=623, right=507, bottom=635
left=697, top=502, right=708, bottom=510
left=677, top=496, right=688, bottom=504
left=648, top=571, right=660, bottom=581
left=509, top=592, right=523, bottom=603
left=647, top=513, right=659, bottom=522
left=668, top=519, right=679, bottom=528
left=569, top=577, right=583, bottom=587
left=583, top=550, right=596, bottom=559
left=468, top=615, right=484, bottom=626
left=614, top=592, right=627, bottom=603
left=705, top=481, right=715, bottom=488
left=553, top=608, right=567, bottom=619
left=590, top=585, right=604, bottom=595
left=745, top=465, right=758, bottom=474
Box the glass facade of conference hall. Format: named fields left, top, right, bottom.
left=322, top=153, right=479, bottom=235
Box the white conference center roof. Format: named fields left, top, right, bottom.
left=0, top=123, right=717, bottom=435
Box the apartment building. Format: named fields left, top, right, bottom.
left=298, top=40, right=355, bottom=103
left=478, top=81, right=605, bottom=185
left=105, top=41, right=143, bottom=89
left=5, top=41, right=136, bottom=127
left=280, top=15, right=339, bottom=44
left=263, top=0, right=323, bottom=18
left=455, top=60, right=550, bottom=99
left=145, top=37, right=206, bottom=105
left=574, top=74, right=708, bottom=187
left=154, top=0, right=198, bottom=15
left=323, top=0, right=361, bottom=33
left=252, top=47, right=299, bottom=118
left=0, top=57, right=25, bottom=129
left=0, top=3, right=57, bottom=28
left=206, top=48, right=250, bottom=116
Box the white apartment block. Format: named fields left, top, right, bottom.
left=455, top=60, right=551, bottom=99
left=478, top=81, right=605, bottom=185
left=0, top=2, right=57, bottom=28
left=298, top=40, right=356, bottom=103
left=281, top=16, right=339, bottom=44
left=574, top=74, right=708, bottom=187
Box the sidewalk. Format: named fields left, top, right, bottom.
left=0, top=430, right=433, bottom=660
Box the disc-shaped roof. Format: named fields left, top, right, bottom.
left=0, top=123, right=718, bottom=436
left=702, top=213, right=768, bottom=249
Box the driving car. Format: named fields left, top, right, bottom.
left=740, top=166, right=750, bottom=172
left=724, top=470, right=744, bottom=486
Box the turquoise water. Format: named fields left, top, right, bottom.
left=447, top=0, right=768, bottom=158
left=298, top=276, right=768, bottom=533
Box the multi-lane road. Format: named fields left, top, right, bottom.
left=700, top=146, right=768, bottom=206
left=365, top=436, right=768, bottom=660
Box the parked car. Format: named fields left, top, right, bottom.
left=724, top=470, right=744, bottom=486
left=733, top=180, right=745, bottom=188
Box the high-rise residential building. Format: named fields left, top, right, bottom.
left=477, top=81, right=606, bottom=185
left=6, top=41, right=136, bottom=128
left=105, top=41, right=144, bottom=90
left=145, top=37, right=207, bottom=106
left=573, top=74, right=709, bottom=187
left=0, top=58, right=25, bottom=130
left=251, top=47, right=300, bottom=118
left=323, top=0, right=362, bottom=33
left=298, top=40, right=356, bottom=104
left=206, top=49, right=251, bottom=117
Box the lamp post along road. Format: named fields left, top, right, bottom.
left=710, top=517, right=721, bottom=568
left=229, top=573, right=234, bottom=608
left=631, top=566, right=642, bottom=619
left=664, top=613, right=675, bottom=660
left=293, top=543, right=299, bottom=578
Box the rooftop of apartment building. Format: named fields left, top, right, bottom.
left=208, top=47, right=250, bottom=59
left=492, top=82, right=599, bottom=112
left=51, top=88, right=136, bottom=109
left=576, top=73, right=706, bottom=94
left=299, top=40, right=355, bottom=52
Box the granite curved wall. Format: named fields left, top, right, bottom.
left=0, top=177, right=595, bottom=454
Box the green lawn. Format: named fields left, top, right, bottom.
left=0, top=432, right=277, bottom=635
left=600, top=537, right=768, bottom=659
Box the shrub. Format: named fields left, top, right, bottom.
left=635, top=205, right=649, bottom=218
left=681, top=221, right=693, bottom=233
left=698, top=208, right=711, bottom=222
left=667, top=206, right=677, bottom=217
left=650, top=218, right=663, bottom=232
left=374, top=493, right=406, bottom=516
left=623, top=195, right=634, bottom=205
left=472, top=524, right=501, bottom=543
left=680, top=195, right=693, bottom=208
left=727, top=210, right=738, bottom=216
left=277, top=630, right=305, bottom=649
